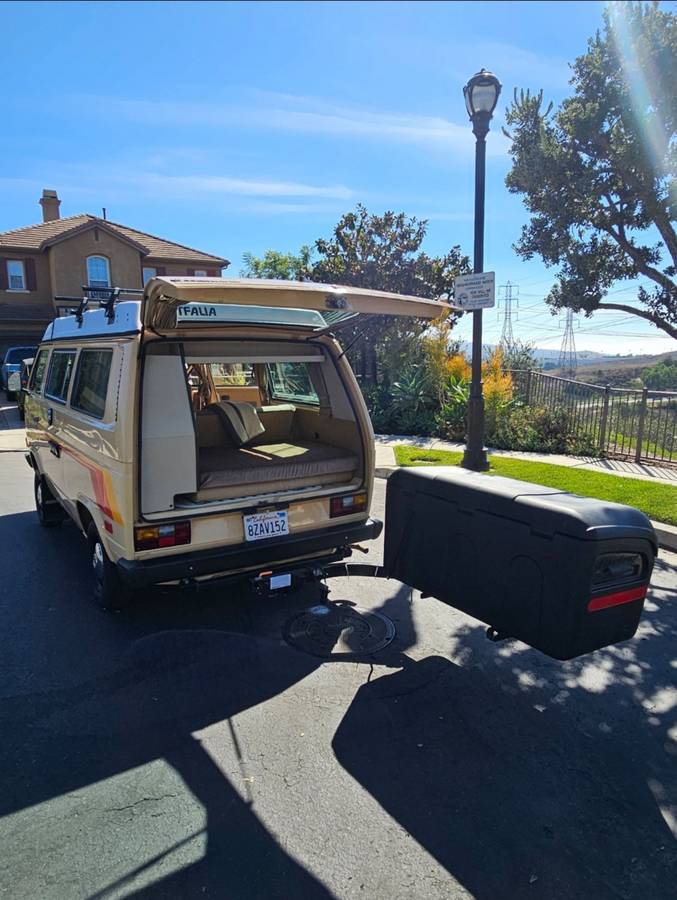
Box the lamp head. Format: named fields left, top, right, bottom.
left=463, top=69, right=502, bottom=137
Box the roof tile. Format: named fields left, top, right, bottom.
left=0, top=214, right=228, bottom=265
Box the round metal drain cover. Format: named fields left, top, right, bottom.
left=283, top=604, right=396, bottom=658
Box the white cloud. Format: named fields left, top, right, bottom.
left=113, top=171, right=354, bottom=200
left=75, top=93, right=510, bottom=157
left=0, top=168, right=354, bottom=203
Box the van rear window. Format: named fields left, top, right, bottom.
left=45, top=350, right=76, bottom=403
left=71, top=349, right=113, bottom=419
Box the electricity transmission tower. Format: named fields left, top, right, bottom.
left=498, top=281, right=518, bottom=349
left=558, top=308, right=578, bottom=378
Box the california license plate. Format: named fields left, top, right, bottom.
left=243, top=510, right=289, bottom=542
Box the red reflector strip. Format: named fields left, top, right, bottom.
left=588, top=585, right=647, bottom=612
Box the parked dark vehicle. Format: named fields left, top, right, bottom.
left=16, top=357, right=34, bottom=421
left=2, top=346, right=38, bottom=399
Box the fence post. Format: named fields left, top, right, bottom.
left=634, top=388, right=648, bottom=464
left=525, top=369, right=533, bottom=406
left=598, top=385, right=611, bottom=453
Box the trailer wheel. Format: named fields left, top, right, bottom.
left=87, top=523, right=133, bottom=611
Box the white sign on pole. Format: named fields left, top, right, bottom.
left=453, top=272, right=496, bottom=310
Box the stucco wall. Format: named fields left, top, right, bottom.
left=49, top=227, right=144, bottom=297
left=144, top=260, right=224, bottom=277
left=0, top=252, right=51, bottom=305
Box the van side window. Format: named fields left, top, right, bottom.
left=71, top=349, right=113, bottom=419
left=266, top=362, right=319, bottom=405
left=29, top=349, right=50, bottom=393
left=45, top=350, right=77, bottom=403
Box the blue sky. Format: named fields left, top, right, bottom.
left=2, top=1, right=675, bottom=355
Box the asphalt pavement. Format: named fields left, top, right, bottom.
left=0, top=447, right=675, bottom=899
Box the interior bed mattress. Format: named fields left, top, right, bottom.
left=198, top=441, right=358, bottom=490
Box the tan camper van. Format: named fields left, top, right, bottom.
left=24, top=277, right=450, bottom=609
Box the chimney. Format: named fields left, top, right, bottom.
left=39, top=189, right=61, bottom=222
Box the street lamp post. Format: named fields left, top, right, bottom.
left=461, top=69, right=502, bottom=472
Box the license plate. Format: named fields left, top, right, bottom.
left=243, top=510, right=289, bottom=542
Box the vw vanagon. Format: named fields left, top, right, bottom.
left=24, top=277, right=449, bottom=608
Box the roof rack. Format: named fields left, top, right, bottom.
left=54, top=286, right=144, bottom=326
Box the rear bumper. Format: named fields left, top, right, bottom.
left=117, top=517, right=383, bottom=588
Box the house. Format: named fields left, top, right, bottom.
left=0, top=189, right=229, bottom=353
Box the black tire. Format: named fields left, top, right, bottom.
left=35, top=475, right=66, bottom=527
left=6, top=391, right=15, bottom=401
left=87, top=523, right=133, bottom=611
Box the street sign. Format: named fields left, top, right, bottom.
left=454, top=272, right=495, bottom=310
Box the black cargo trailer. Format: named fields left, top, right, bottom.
left=384, top=467, right=657, bottom=660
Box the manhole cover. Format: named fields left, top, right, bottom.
left=283, top=604, right=396, bottom=658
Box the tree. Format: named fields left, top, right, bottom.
left=243, top=205, right=469, bottom=385
left=240, top=247, right=312, bottom=280
left=505, top=2, right=677, bottom=339
left=309, top=206, right=468, bottom=385
left=642, top=354, right=677, bottom=388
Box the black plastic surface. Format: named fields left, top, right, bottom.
left=384, top=468, right=657, bottom=660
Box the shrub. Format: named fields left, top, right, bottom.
left=491, top=404, right=600, bottom=456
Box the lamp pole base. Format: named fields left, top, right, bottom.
left=462, top=390, right=490, bottom=472
left=461, top=445, right=490, bottom=472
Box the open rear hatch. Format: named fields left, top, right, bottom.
left=143, top=276, right=454, bottom=332
left=139, top=278, right=453, bottom=520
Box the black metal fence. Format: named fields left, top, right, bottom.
left=510, top=370, right=677, bottom=466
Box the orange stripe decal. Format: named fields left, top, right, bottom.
left=61, top=446, right=124, bottom=525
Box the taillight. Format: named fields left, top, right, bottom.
left=330, top=492, right=368, bottom=518
left=588, top=585, right=647, bottom=612
left=135, top=520, right=191, bottom=551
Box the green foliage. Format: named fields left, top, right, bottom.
left=500, top=339, right=540, bottom=372
left=435, top=376, right=469, bottom=440
left=241, top=246, right=313, bottom=280
left=389, top=367, right=437, bottom=435
left=641, top=355, right=677, bottom=389
left=504, top=2, right=677, bottom=340
left=309, top=205, right=469, bottom=385
left=491, top=404, right=599, bottom=455
left=393, top=446, right=677, bottom=525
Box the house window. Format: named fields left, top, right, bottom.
left=7, top=260, right=26, bottom=291
left=142, top=266, right=157, bottom=285
left=87, top=255, right=111, bottom=288
left=194, top=269, right=207, bottom=277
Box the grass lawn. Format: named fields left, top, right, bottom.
left=393, top=445, right=677, bottom=526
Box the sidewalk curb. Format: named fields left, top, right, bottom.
left=375, top=466, right=677, bottom=553
left=651, top=522, right=677, bottom=553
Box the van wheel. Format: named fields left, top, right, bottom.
left=87, top=523, right=133, bottom=611
left=35, top=476, right=65, bottom=527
